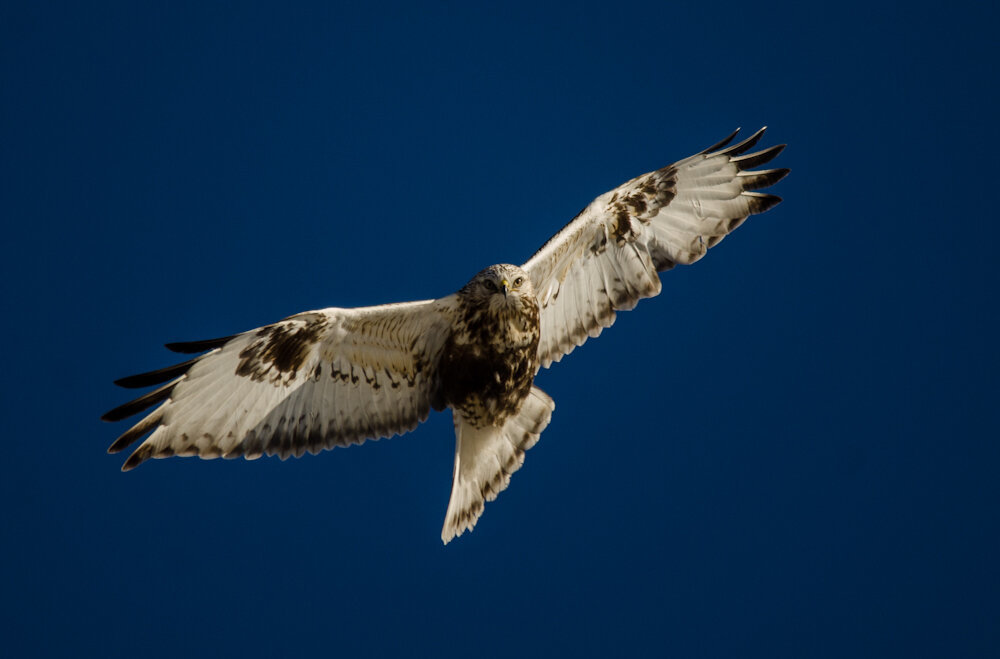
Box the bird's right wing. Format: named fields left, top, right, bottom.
left=103, top=298, right=458, bottom=470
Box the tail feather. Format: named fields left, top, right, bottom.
left=441, top=386, right=555, bottom=544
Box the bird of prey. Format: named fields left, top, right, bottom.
left=104, top=127, right=788, bottom=543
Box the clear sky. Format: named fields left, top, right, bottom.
left=2, top=1, right=998, bottom=657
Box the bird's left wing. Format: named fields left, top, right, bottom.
left=522, top=128, right=788, bottom=368
left=103, top=298, right=457, bottom=470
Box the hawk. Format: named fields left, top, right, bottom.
left=104, top=128, right=788, bottom=543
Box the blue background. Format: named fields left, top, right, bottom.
left=2, top=1, right=998, bottom=657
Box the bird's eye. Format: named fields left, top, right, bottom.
left=513, top=277, right=524, bottom=287
left=483, top=279, right=497, bottom=291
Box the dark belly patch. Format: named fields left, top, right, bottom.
left=438, top=340, right=535, bottom=426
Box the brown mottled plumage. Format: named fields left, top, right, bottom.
left=104, top=127, right=788, bottom=543
left=438, top=264, right=539, bottom=426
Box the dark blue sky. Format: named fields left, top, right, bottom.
left=2, top=1, right=998, bottom=657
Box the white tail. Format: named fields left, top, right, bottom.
left=441, top=387, right=555, bottom=543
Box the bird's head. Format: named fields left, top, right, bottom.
left=461, top=263, right=535, bottom=312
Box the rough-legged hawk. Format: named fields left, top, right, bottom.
left=104, top=128, right=788, bottom=543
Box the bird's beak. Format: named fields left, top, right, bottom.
left=500, top=279, right=509, bottom=298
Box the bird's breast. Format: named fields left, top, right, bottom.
left=437, top=304, right=540, bottom=427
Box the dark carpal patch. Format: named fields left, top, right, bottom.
left=607, top=166, right=677, bottom=242
left=611, top=204, right=633, bottom=242
left=237, top=315, right=329, bottom=383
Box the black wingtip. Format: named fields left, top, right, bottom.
left=107, top=411, right=162, bottom=453
left=165, top=335, right=236, bottom=354
left=101, top=381, right=175, bottom=422
left=738, top=167, right=791, bottom=191
left=113, top=356, right=200, bottom=389
left=732, top=144, right=786, bottom=170
left=121, top=445, right=153, bottom=471
left=716, top=126, right=767, bottom=157
left=700, top=128, right=741, bottom=154
left=745, top=192, right=783, bottom=214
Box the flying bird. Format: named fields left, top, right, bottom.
left=104, top=127, right=788, bottom=543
